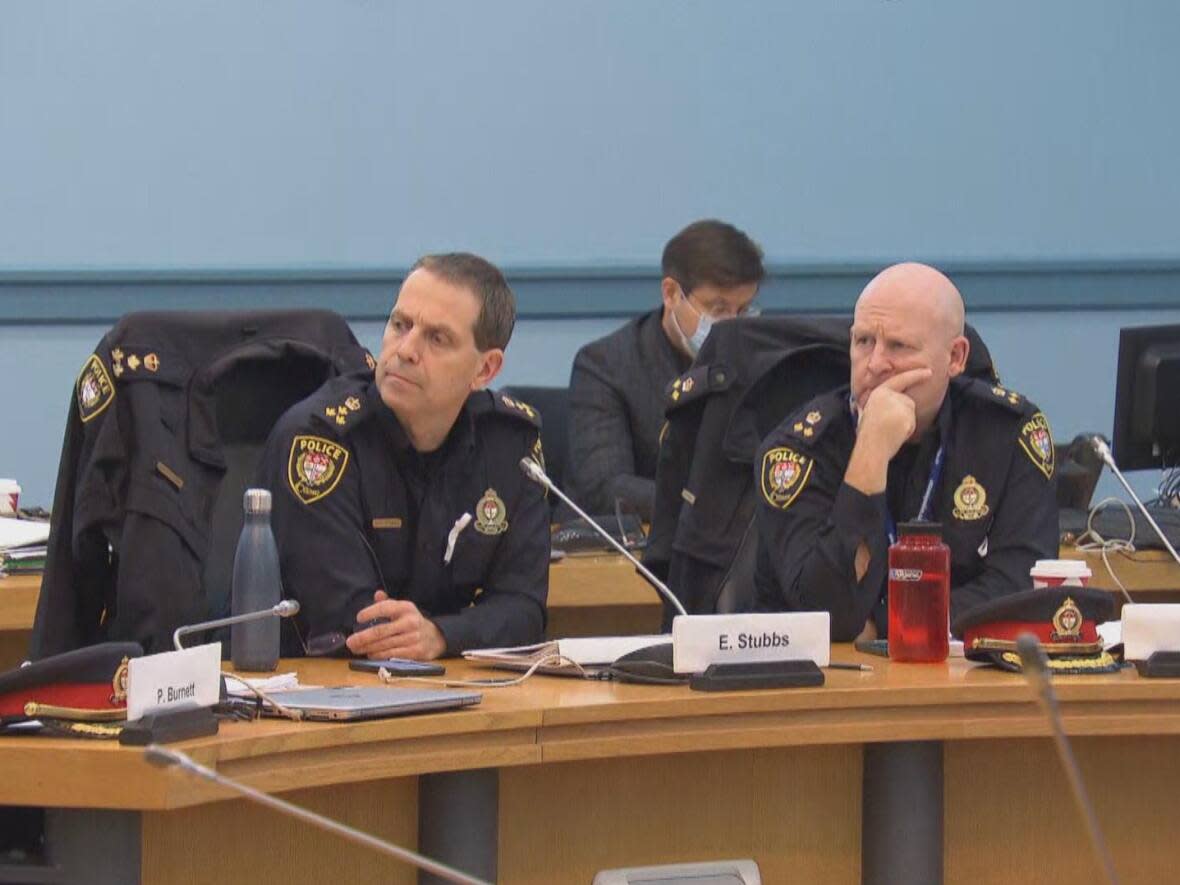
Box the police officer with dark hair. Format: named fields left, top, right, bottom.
left=258, top=253, right=549, bottom=659
left=754, top=263, right=1058, bottom=640
left=568, top=219, right=765, bottom=520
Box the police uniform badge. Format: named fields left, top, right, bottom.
left=952, top=475, right=990, bottom=521
left=111, top=656, right=130, bottom=705
left=287, top=435, right=349, bottom=504
left=1018, top=411, right=1055, bottom=480
left=474, top=488, right=509, bottom=535
left=1050, top=596, right=1083, bottom=642
left=77, top=354, right=115, bottom=423
left=760, top=447, right=813, bottom=510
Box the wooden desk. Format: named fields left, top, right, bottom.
left=0, top=574, right=38, bottom=669
left=2, top=652, right=1180, bottom=884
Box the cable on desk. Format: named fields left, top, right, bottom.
left=222, top=672, right=304, bottom=721
left=1074, top=497, right=1137, bottom=605
left=377, top=654, right=590, bottom=688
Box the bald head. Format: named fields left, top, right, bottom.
left=856, top=262, right=964, bottom=343
left=849, top=262, right=971, bottom=436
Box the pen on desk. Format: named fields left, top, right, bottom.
left=826, top=662, right=874, bottom=672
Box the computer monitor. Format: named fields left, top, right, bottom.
left=1112, top=323, right=1180, bottom=471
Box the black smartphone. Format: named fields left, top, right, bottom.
left=349, top=658, right=445, bottom=676
left=854, top=638, right=889, bottom=658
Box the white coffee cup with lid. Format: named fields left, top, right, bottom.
left=1030, top=558, right=1092, bottom=589
left=0, top=479, right=20, bottom=516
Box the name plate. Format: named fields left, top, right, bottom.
left=127, top=642, right=222, bottom=722
left=1122, top=604, right=1180, bottom=661
left=671, top=612, right=831, bottom=674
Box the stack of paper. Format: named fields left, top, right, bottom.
left=0, top=518, right=50, bottom=577
left=464, top=634, right=671, bottom=675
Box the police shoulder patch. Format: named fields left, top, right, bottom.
left=760, top=446, right=813, bottom=510
left=1018, top=411, right=1055, bottom=480
left=77, top=354, right=115, bottom=423
left=287, top=435, right=350, bottom=504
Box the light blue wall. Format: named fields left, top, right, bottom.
left=2, top=1, right=1179, bottom=270
left=3, top=2, right=1180, bottom=512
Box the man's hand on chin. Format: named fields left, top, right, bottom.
left=346, top=590, right=447, bottom=660
left=845, top=367, right=932, bottom=494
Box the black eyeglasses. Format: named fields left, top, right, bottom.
left=289, top=618, right=348, bottom=657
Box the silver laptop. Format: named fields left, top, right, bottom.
left=261, top=685, right=481, bottom=721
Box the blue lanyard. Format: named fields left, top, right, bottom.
left=885, top=443, right=945, bottom=545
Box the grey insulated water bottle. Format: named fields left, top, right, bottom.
left=231, top=488, right=282, bottom=671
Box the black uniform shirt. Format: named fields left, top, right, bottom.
left=258, top=376, right=550, bottom=655
left=753, top=376, right=1058, bottom=640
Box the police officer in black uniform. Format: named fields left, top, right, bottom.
left=754, top=262, right=1058, bottom=641
left=258, top=253, right=549, bottom=659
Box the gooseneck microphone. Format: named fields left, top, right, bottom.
left=143, top=745, right=490, bottom=885
left=1016, top=634, right=1119, bottom=885
left=518, top=457, right=687, bottom=617
left=172, top=599, right=301, bottom=651
left=1090, top=436, right=1180, bottom=570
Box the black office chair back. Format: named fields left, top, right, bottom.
left=32, top=309, right=373, bottom=657
left=500, top=385, right=569, bottom=492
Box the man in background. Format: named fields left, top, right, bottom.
left=568, top=219, right=764, bottom=520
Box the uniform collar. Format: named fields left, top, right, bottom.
left=372, top=382, right=479, bottom=461
left=933, top=389, right=953, bottom=444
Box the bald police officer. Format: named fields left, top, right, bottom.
left=753, top=262, right=1058, bottom=640
left=259, top=253, right=549, bottom=659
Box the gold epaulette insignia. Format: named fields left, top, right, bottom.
left=990, top=384, right=1022, bottom=407
left=324, top=395, right=364, bottom=427
left=500, top=395, right=537, bottom=421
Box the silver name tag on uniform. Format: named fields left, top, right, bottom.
left=671, top=612, right=831, bottom=674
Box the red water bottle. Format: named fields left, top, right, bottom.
left=888, top=521, right=950, bottom=662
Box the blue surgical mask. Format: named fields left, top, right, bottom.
left=672, top=292, right=713, bottom=356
